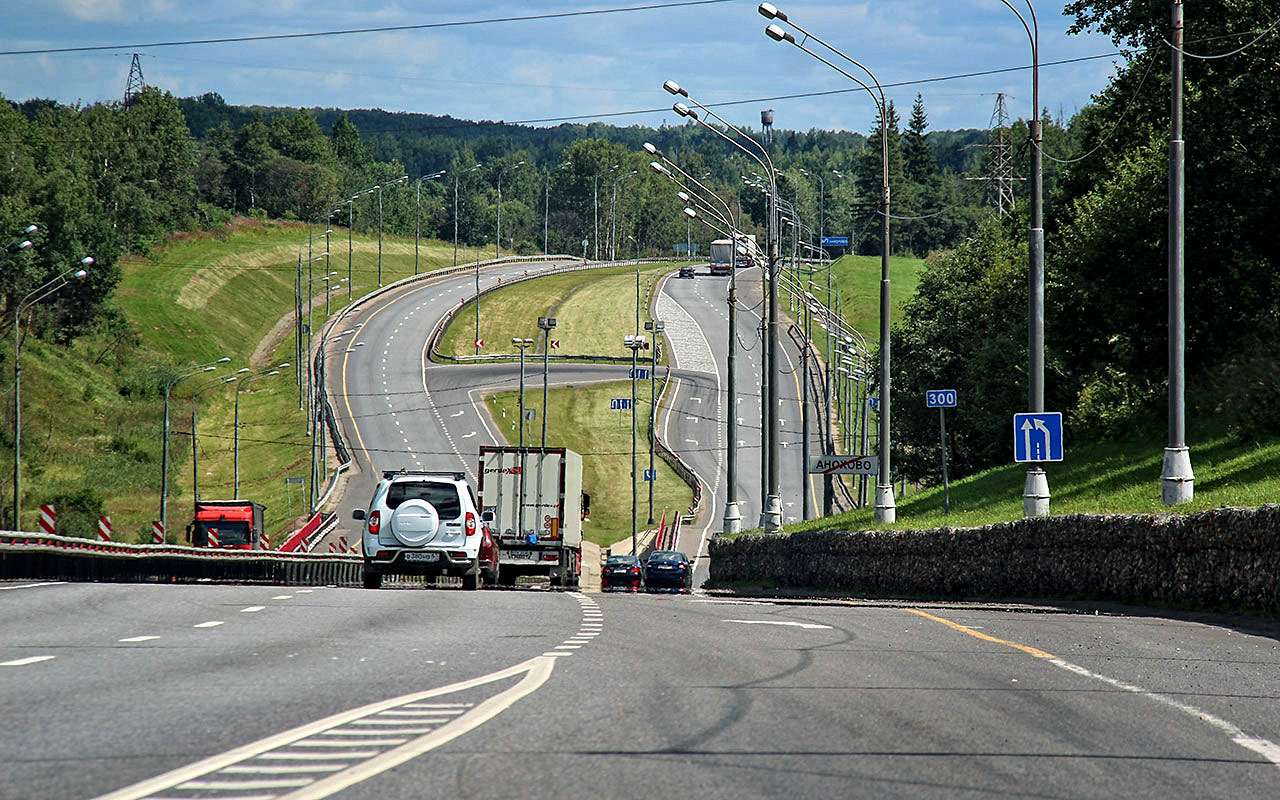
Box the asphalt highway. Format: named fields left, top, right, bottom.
left=4, top=580, right=1278, bottom=799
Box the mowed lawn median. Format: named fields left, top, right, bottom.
left=437, top=262, right=689, bottom=360
left=484, top=379, right=694, bottom=548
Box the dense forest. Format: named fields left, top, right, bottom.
left=1, top=0, right=1273, bottom=492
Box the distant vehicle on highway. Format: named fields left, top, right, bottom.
left=708, top=236, right=757, bottom=276
left=187, top=500, right=266, bottom=550
left=643, top=549, right=692, bottom=592
left=601, top=554, right=643, bottom=592
left=354, top=470, right=498, bottom=590
left=479, top=446, right=584, bottom=588
left=678, top=265, right=697, bottom=279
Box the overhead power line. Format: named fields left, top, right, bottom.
left=0, top=0, right=738, bottom=57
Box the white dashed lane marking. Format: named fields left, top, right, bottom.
left=241, top=606, right=265, bottom=613
left=118, top=636, right=160, bottom=643
left=1, top=655, right=56, bottom=666
left=193, top=621, right=224, bottom=629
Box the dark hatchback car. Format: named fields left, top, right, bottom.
left=643, top=550, right=692, bottom=592
left=678, top=265, right=697, bottom=279
left=601, top=554, right=643, bottom=592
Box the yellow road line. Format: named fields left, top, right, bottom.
left=905, top=608, right=1055, bottom=659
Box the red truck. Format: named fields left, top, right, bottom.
left=187, top=500, right=267, bottom=550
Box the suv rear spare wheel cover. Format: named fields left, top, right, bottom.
left=390, top=499, right=440, bottom=546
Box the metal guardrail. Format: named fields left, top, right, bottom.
left=652, top=366, right=703, bottom=520
left=0, top=531, right=361, bottom=586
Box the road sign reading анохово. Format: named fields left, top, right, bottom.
left=925, top=389, right=958, bottom=408
left=821, top=235, right=850, bottom=247
left=807, top=455, right=878, bottom=475
left=1013, top=412, right=1064, bottom=462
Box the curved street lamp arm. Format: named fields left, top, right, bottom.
left=652, top=154, right=737, bottom=227
left=683, top=100, right=776, bottom=184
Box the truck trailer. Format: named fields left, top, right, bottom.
left=478, top=446, right=583, bottom=587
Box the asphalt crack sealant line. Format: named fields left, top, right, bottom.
left=906, top=609, right=1280, bottom=771
left=93, top=593, right=602, bottom=800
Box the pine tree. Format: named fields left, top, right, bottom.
left=904, top=94, right=935, bottom=181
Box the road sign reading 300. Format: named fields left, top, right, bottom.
left=925, top=389, right=958, bottom=408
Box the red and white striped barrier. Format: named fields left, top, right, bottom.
left=97, top=515, right=113, bottom=542
left=207, top=528, right=220, bottom=548
left=151, top=520, right=165, bottom=545
left=260, top=531, right=271, bottom=550
left=39, top=504, right=56, bottom=536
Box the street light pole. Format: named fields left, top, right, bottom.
left=644, top=320, right=665, bottom=525
left=1162, top=0, right=1193, bottom=505
left=624, top=335, right=646, bottom=554
left=12, top=259, right=92, bottom=529
left=160, top=357, right=229, bottom=533
left=347, top=197, right=354, bottom=300
left=761, top=5, right=896, bottom=523
left=544, top=173, right=551, bottom=256
left=512, top=337, right=533, bottom=533
left=667, top=81, right=784, bottom=532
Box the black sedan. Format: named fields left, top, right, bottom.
left=678, top=265, right=697, bottom=279
left=643, top=550, right=692, bottom=592
left=601, top=554, right=643, bottom=591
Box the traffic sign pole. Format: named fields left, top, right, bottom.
left=939, top=407, right=950, bottom=514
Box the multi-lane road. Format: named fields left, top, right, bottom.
left=324, top=258, right=820, bottom=574
left=3, top=580, right=1278, bottom=799
left=5, top=260, right=1278, bottom=799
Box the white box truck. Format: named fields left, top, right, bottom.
left=478, top=446, right=584, bottom=587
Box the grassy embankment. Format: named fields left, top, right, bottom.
left=485, top=380, right=693, bottom=547
left=764, top=252, right=1280, bottom=535
left=15, top=218, right=474, bottom=540
left=436, top=262, right=689, bottom=360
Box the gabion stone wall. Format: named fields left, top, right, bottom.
left=709, top=506, right=1280, bottom=613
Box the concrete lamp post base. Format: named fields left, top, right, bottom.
left=874, top=484, right=897, bottom=524
left=722, top=501, right=742, bottom=536
left=760, top=495, right=783, bottom=534
left=1023, top=467, right=1050, bottom=518
left=1161, top=447, right=1195, bottom=506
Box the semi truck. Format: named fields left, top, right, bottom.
left=188, top=500, right=267, bottom=549
left=478, top=446, right=584, bottom=587
left=708, top=235, right=757, bottom=275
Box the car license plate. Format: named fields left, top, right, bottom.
left=402, top=551, right=439, bottom=563
left=509, top=550, right=538, bottom=561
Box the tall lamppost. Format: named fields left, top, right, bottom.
left=647, top=142, right=748, bottom=534
left=1163, top=0, right=1193, bottom=505
left=643, top=319, right=664, bottom=525
left=454, top=163, right=482, bottom=269
left=231, top=364, right=289, bottom=499
left=624, top=334, right=647, bottom=553
left=159, top=356, right=231, bottom=534
left=494, top=161, right=526, bottom=260
left=12, top=258, right=91, bottom=529
left=666, top=79, right=784, bottom=533
left=374, top=175, right=408, bottom=287
left=512, top=337, right=534, bottom=532
left=762, top=4, right=896, bottom=523
left=416, top=170, right=447, bottom=276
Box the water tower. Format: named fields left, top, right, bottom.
left=761, top=109, right=774, bottom=145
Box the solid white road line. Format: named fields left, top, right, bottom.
left=221, top=766, right=346, bottom=775
left=258, top=752, right=375, bottom=761
left=178, top=778, right=314, bottom=791
left=193, top=621, right=224, bottom=628
left=0, top=581, right=63, bottom=591
left=323, top=728, right=434, bottom=736
left=118, top=636, right=160, bottom=643
left=722, top=619, right=833, bottom=630
left=0, top=655, right=56, bottom=666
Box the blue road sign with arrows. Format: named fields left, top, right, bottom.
left=868, top=396, right=880, bottom=412
left=1013, top=412, right=1064, bottom=462
left=610, top=398, right=632, bottom=411
left=629, top=367, right=650, bottom=380
left=643, top=468, right=657, bottom=482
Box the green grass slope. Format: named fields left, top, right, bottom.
left=10, top=218, right=466, bottom=540
left=775, top=430, right=1280, bottom=536
left=437, top=262, right=688, bottom=360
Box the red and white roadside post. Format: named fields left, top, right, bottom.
left=151, top=520, right=165, bottom=544
left=97, top=515, right=113, bottom=542
left=39, top=504, right=56, bottom=535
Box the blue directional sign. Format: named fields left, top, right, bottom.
left=821, top=235, right=850, bottom=248
left=1013, top=412, right=1064, bottom=463
left=629, top=367, right=651, bottom=380
left=610, top=398, right=632, bottom=411
left=925, top=389, right=958, bottom=408
left=868, top=396, right=880, bottom=412
left=643, top=468, right=657, bottom=482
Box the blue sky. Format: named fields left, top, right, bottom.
left=2, top=1, right=1124, bottom=133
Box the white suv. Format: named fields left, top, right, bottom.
left=353, top=470, right=498, bottom=590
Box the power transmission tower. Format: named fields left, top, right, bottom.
left=966, top=93, right=1023, bottom=216
left=124, top=53, right=145, bottom=106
